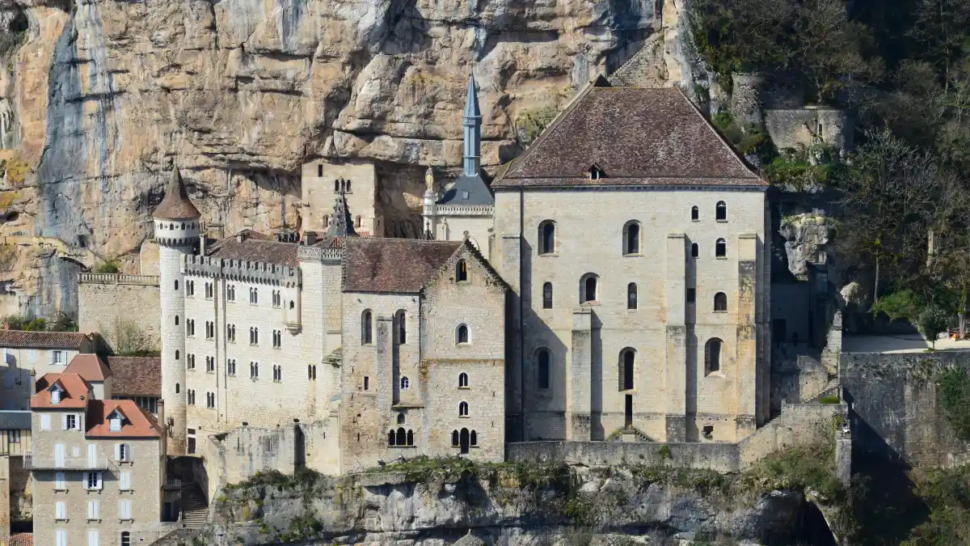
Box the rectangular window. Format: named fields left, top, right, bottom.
left=88, top=530, right=99, bottom=546
left=87, top=499, right=99, bottom=520
left=687, top=288, right=696, bottom=304
left=41, top=414, right=50, bottom=430
left=119, top=499, right=132, bottom=521
left=206, top=356, right=215, bottom=373
left=364, top=376, right=370, bottom=391
left=56, top=530, right=68, bottom=546
left=28, top=349, right=36, bottom=362
left=227, top=359, right=236, bottom=376
left=84, top=472, right=102, bottom=491
left=55, top=471, right=66, bottom=490
left=55, top=501, right=67, bottom=520
left=206, top=392, right=215, bottom=409
left=65, top=414, right=78, bottom=431
left=7, top=430, right=20, bottom=443
left=119, top=471, right=131, bottom=491
left=116, top=443, right=130, bottom=462
left=53, top=351, right=64, bottom=365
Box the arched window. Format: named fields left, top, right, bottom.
left=334, top=180, right=339, bottom=192
left=452, top=430, right=460, bottom=446
left=537, top=349, right=551, bottom=390
left=623, top=221, right=641, bottom=255
left=395, top=310, right=407, bottom=344
left=714, top=292, right=728, bottom=312
left=396, top=428, right=406, bottom=446
left=716, top=238, right=726, bottom=258
left=397, top=413, right=406, bottom=425
left=388, top=430, right=396, bottom=446
left=538, top=221, right=556, bottom=255
left=458, top=372, right=469, bottom=388
left=406, top=430, right=414, bottom=446
left=400, top=376, right=410, bottom=390
left=459, top=428, right=470, bottom=454
left=459, top=401, right=469, bottom=417
left=542, top=282, right=553, bottom=309
left=175, top=350, right=180, bottom=361
left=581, top=274, right=598, bottom=303
left=691, top=206, right=699, bottom=221
left=361, top=310, right=373, bottom=345
left=705, top=338, right=723, bottom=374
left=627, top=283, right=638, bottom=310
left=620, top=348, right=635, bottom=390
left=456, top=324, right=469, bottom=345
left=716, top=201, right=727, bottom=221
left=175, top=383, right=180, bottom=394
left=174, top=280, right=179, bottom=290
left=175, top=315, right=179, bottom=326
left=456, top=260, right=468, bottom=282
left=692, top=243, right=699, bottom=258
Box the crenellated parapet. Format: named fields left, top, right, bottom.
left=183, top=254, right=302, bottom=288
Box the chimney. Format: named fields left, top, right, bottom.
left=236, top=231, right=247, bottom=244
left=207, top=223, right=225, bottom=240
left=157, top=399, right=165, bottom=433
left=304, top=231, right=317, bottom=246
left=199, top=234, right=207, bottom=255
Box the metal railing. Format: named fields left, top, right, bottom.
left=24, top=452, right=108, bottom=470
left=163, top=478, right=182, bottom=490
left=78, top=273, right=160, bottom=286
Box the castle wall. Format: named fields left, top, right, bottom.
left=842, top=351, right=970, bottom=468
left=764, top=108, right=853, bottom=153
left=493, top=188, right=768, bottom=444
left=160, top=245, right=190, bottom=455
left=78, top=274, right=161, bottom=353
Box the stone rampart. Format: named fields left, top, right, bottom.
left=842, top=351, right=970, bottom=467
left=78, top=273, right=161, bottom=352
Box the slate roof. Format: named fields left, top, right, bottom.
left=0, top=411, right=31, bottom=430
left=86, top=399, right=161, bottom=438
left=0, top=330, right=92, bottom=349
left=107, top=356, right=161, bottom=397
left=205, top=231, right=346, bottom=267
left=63, top=354, right=112, bottom=381
left=153, top=166, right=201, bottom=220
left=344, top=238, right=462, bottom=293
left=31, top=373, right=92, bottom=409
left=495, top=81, right=765, bottom=189
left=437, top=173, right=494, bottom=206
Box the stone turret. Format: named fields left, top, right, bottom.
left=327, top=180, right=358, bottom=238
left=152, top=165, right=199, bottom=456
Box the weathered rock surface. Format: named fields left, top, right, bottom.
left=205, top=467, right=826, bottom=546
left=0, top=0, right=686, bottom=315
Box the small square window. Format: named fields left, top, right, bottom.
left=687, top=289, right=696, bottom=303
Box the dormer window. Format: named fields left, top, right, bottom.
left=588, top=164, right=604, bottom=181
left=109, top=411, right=123, bottom=432
left=50, top=385, right=63, bottom=404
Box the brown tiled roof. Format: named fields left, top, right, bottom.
left=344, top=238, right=462, bottom=293
left=153, top=166, right=201, bottom=220
left=86, top=399, right=161, bottom=438
left=495, top=83, right=765, bottom=189
left=107, top=356, right=161, bottom=397
left=10, top=533, right=32, bottom=546
left=64, top=354, right=112, bottom=381
left=31, top=373, right=92, bottom=409
left=206, top=232, right=345, bottom=267
left=0, top=330, right=91, bottom=349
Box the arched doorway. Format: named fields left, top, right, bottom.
left=460, top=428, right=470, bottom=454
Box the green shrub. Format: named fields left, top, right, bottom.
left=819, top=395, right=841, bottom=404
left=939, top=368, right=970, bottom=442
left=95, top=259, right=120, bottom=274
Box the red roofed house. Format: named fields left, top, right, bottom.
left=27, top=354, right=175, bottom=546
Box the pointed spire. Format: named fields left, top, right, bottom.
left=327, top=179, right=358, bottom=238
left=153, top=165, right=201, bottom=220
left=462, top=73, right=482, bottom=177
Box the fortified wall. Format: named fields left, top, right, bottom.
left=77, top=273, right=161, bottom=352
left=842, top=351, right=970, bottom=468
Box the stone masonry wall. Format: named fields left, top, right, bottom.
left=78, top=275, right=161, bottom=352
left=842, top=351, right=970, bottom=468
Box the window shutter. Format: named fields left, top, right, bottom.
left=87, top=500, right=97, bottom=519
left=41, top=414, right=50, bottom=430
left=120, top=472, right=130, bottom=491
left=114, top=444, right=120, bottom=461
left=55, top=501, right=65, bottom=520
left=49, top=351, right=54, bottom=364
left=97, top=472, right=103, bottom=490
left=88, top=530, right=99, bottom=546
left=55, top=472, right=65, bottom=490
left=120, top=499, right=132, bottom=520
left=61, top=414, right=67, bottom=430
left=126, top=443, right=132, bottom=461
left=57, top=530, right=67, bottom=546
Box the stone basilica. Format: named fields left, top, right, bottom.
left=151, top=75, right=769, bottom=482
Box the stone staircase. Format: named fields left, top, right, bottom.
left=179, top=483, right=208, bottom=529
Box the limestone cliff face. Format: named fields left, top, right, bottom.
left=0, top=0, right=681, bottom=316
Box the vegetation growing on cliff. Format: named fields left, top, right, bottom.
left=939, top=367, right=970, bottom=441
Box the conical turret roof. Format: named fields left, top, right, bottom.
left=464, top=75, right=481, bottom=120
left=153, top=166, right=201, bottom=220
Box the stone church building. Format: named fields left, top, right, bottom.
left=493, top=78, right=771, bottom=443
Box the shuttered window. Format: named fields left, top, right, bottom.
left=119, top=472, right=131, bottom=491
left=87, top=500, right=99, bottom=520
left=55, top=501, right=67, bottom=520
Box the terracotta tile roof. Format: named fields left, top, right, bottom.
left=85, top=399, right=161, bottom=438
left=153, top=166, right=201, bottom=220
left=63, top=354, right=111, bottom=381
left=206, top=232, right=345, bottom=267
left=10, top=533, right=32, bottom=546
left=107, top=356, right=161, bottom=397
left=495, top=82, right=765, bottom=189
left=31, top=373, right=92, bottom=409
left=343, top=238, right=462, bottom=293
left=0, top=330, right=91, bottom=349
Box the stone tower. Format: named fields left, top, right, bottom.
left=152, top=165, right=201, bottom=455
left=462, top=74, right=481, bottom=177
left=327, top=180, right=358, bottom=238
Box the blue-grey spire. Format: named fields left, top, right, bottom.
left=462, top=74, right=481, bottom=177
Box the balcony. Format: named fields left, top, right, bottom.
left=23, top=452, right=108, bottom=470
